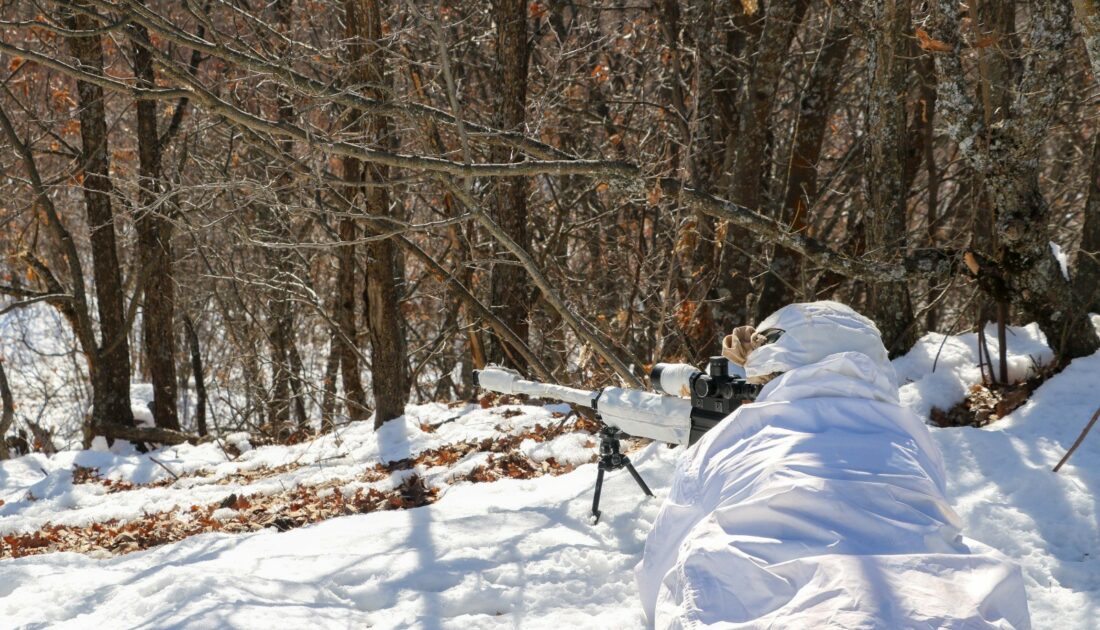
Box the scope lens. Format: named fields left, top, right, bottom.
left=692, top=375, right=713, bottom=398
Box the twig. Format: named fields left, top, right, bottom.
left=1053, top=404, right=1100, bottom=473
left=147, top=455, right=181, bottom=481
left=932, top=289, right=979, bottom=373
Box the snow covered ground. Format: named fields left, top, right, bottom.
left=1, top=318, right=1099, bottom=628
left=897, top=319, right=1100, bottom=628
left=0, top=402, right=670, bottom=628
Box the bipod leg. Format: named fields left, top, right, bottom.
left=624, top=458, right=653, bottom=497
left=592, top=467, right=605, bottom=523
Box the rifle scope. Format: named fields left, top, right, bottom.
left=650, top=357, right=763, bottom=444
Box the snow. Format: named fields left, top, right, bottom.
left=2, top=319, right=1100, bottom=628
left=932, top=349, right=1100, bottom=629
left=894, top=321, right=1053, bottom=419
left=1050, top=242, right=1070, bottom=281
left=0, top=403, right=675, bottom=629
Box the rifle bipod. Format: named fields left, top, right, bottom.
left=591, top=425, right=653, bottom=523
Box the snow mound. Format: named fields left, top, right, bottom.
left=894, top=322, right=1053, bottom=418
left=928, top=351, right=1100, bottom=629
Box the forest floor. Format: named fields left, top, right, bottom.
left=1, top=318, right=1099, bottom=628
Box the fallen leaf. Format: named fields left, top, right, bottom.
left=916, top=27, right=953, bottom=53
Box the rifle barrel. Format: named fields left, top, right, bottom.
left=475, top=368, right=597, bottom=408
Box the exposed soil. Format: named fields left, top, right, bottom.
left=930, top=363, right=1060, bottom=428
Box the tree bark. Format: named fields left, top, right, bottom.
left=287, top=337, right=308, bottom=429
left=0, top=357, right=13, bottom=460
left=865, top=0, right=917, bottom=356
left=346, top=0, right=410, bottom=427
left=917, top=52, right=940, bottom=332
left=182, top=314, right=208, bottom=437
left=972, top=0, right=1017, bottom=352
left=1055, top=48, right=1094, bottom=344
left=927, top=0, right=1099, bottom=360
left=336, top=9, right=374, bottom=423
left=755, top=23, right=850, bottom=320
left=65, top=4, right=135, bottom=433
left=685, top=0, right=718, bottom=270
left=320, top=325, right=341, bottom=432
left=1074, top=0, right=1100, bottom=79
left=130, top=4, right=180, bottom=431
left=1075, top=134, right=1100, bottom=312
left=336, top=226, right=369, bottom=421
left=263, top=0, right=308, bottom=431
left=731, top=0, right=811, bottom=213
left=725, top=0, right=809, bottom=325
left=488, top=0, right=531, bottom=370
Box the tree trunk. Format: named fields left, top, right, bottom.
left=1073, top=0, right=1100, bottom=79
left=264, top=0, right=308, bottom=431
left=336, top=227, right=369, bottom=421
left=1076, top=134, right=1100, bottom=312
left=320, top=325, right=341, bottom=432
left=1078, top=0, right=1100, bottom=312
left=731, top=0, right=811, bottom=213
left=972, top=0, right=1017, bottom=351
left=488, top=0, right=531, bottom=370
left=287, top=338, right=308, bottom=429
left=865, top=0, right=917, bottom=357
left=0, top=357, right=13, bottom=460
left=346, top=0, right=410, bottom=427
left=686, top=0, right=718, bottom=271
left=130, top=6, right=179, bottom=431
left=182, top=314, right=208, bottom=437
left=927, top=0, right=1099, bottom=361
left=755, top=23, right=850, bottom=320
left=267, top=299, right=295, bottom=427
left=725, top=0, right=810, bottom=326
left=65, top=5, right=135, bottom=433
left=917, top=52, right=940, bottom=332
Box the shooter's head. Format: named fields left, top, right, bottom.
left=729, top=301, right=893, bottom=383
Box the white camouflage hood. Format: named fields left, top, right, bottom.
left=745, top=300, right=896, bottom=384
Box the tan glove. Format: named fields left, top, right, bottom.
left=722, top=325, right=768, bottom=366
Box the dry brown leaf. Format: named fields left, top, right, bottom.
left=916, top=27, right=953, bottom=53
left=964, top=251, right=981, bottom=275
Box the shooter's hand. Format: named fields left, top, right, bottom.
left=722, top=326, right=768, bottom=366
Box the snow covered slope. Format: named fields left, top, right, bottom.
left=1, top=321, right=1099, bottom=628
left=932, top=351, right=1100, bottom=629
left=897, top=319, right=1100, bottom=629
left=0, top=402, right=678, bottom=628
left=0, top=440, right=678, bottom=628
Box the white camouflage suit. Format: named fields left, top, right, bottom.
left=635, top=302, right=1031, bottom=629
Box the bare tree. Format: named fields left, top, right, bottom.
left=3, top=0, right=1100, bottom=451
left=488, top=0, right=532, bottom=369
left=64, top=3, right=136, bottom=433
left=865, top=0, right=917, bottom=356
left=347, top=0, right=409, bottom=426
left=925, top=0, right=1099, bottom=360
left=130, top=0, right=179, bottom=430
